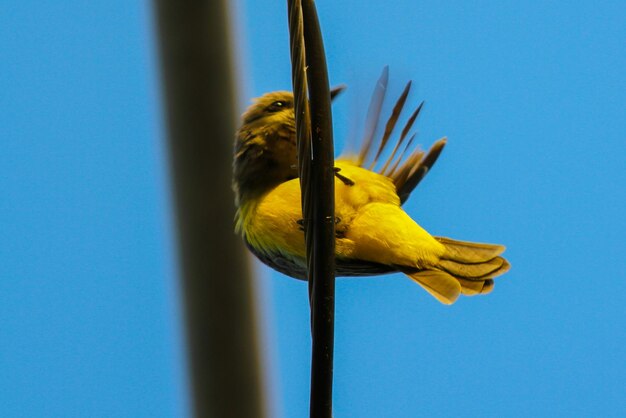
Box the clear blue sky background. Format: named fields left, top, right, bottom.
left=1, top=1, right=625, bottom=417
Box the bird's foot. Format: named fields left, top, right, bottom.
left=297, top=216, right=345, bottom=237
left=334, top=167, right=355, bottom=186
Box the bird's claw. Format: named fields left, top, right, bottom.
left=334, top=167, right=355, bottom=186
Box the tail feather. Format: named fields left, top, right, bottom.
left=406, top=270, right=461, bottom=305
left=403, top=237, right=509, bottom=304
left=438, top=256, right=509, bottom=280
left=436, top=236, right=505, bottom=263
left=458, top=278, right=495, bottom=295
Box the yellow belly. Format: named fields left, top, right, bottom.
left=238, top=161, right=445, bottom=269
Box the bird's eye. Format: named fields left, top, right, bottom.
left=266, top=100, right=287, bottom=112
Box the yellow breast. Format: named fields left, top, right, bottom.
left=237, top=161, right=444, bottom=269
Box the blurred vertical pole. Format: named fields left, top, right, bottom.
left=152, top=1, right=267, bottom=417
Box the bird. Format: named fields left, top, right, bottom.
left=233, top=69, right=509, bottom=304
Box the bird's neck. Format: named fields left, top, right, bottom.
left=233, top=161, right=296, bottom=239
left=233, top=153, right=298, bottom=208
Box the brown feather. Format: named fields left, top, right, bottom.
left=357, top=67, right=388, bottom=166
left=397, top=138, right=446, bottom=204
left=370, top=81, right=412, bottom=169
left=381, top=102, right=424, bottom=174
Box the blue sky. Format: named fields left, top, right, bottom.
left=2, top=1, right=625, bottom=417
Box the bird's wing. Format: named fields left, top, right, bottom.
left=344, top=67, right=446, bottom=205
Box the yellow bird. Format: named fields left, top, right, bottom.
left=233, top=74, right=509, bottom=304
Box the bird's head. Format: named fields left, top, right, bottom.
left=240, top=91, right=296, bottom=130
left=233, top=91, right=298, bottom=207
left=233, top=87, right=345, bottom=206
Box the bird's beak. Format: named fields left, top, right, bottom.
left=330, top=85, right=347, bottom=101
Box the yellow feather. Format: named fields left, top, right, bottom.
left=234, top=88, right=510, bottom=304
left=241, top=161, right=445, bottom=271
